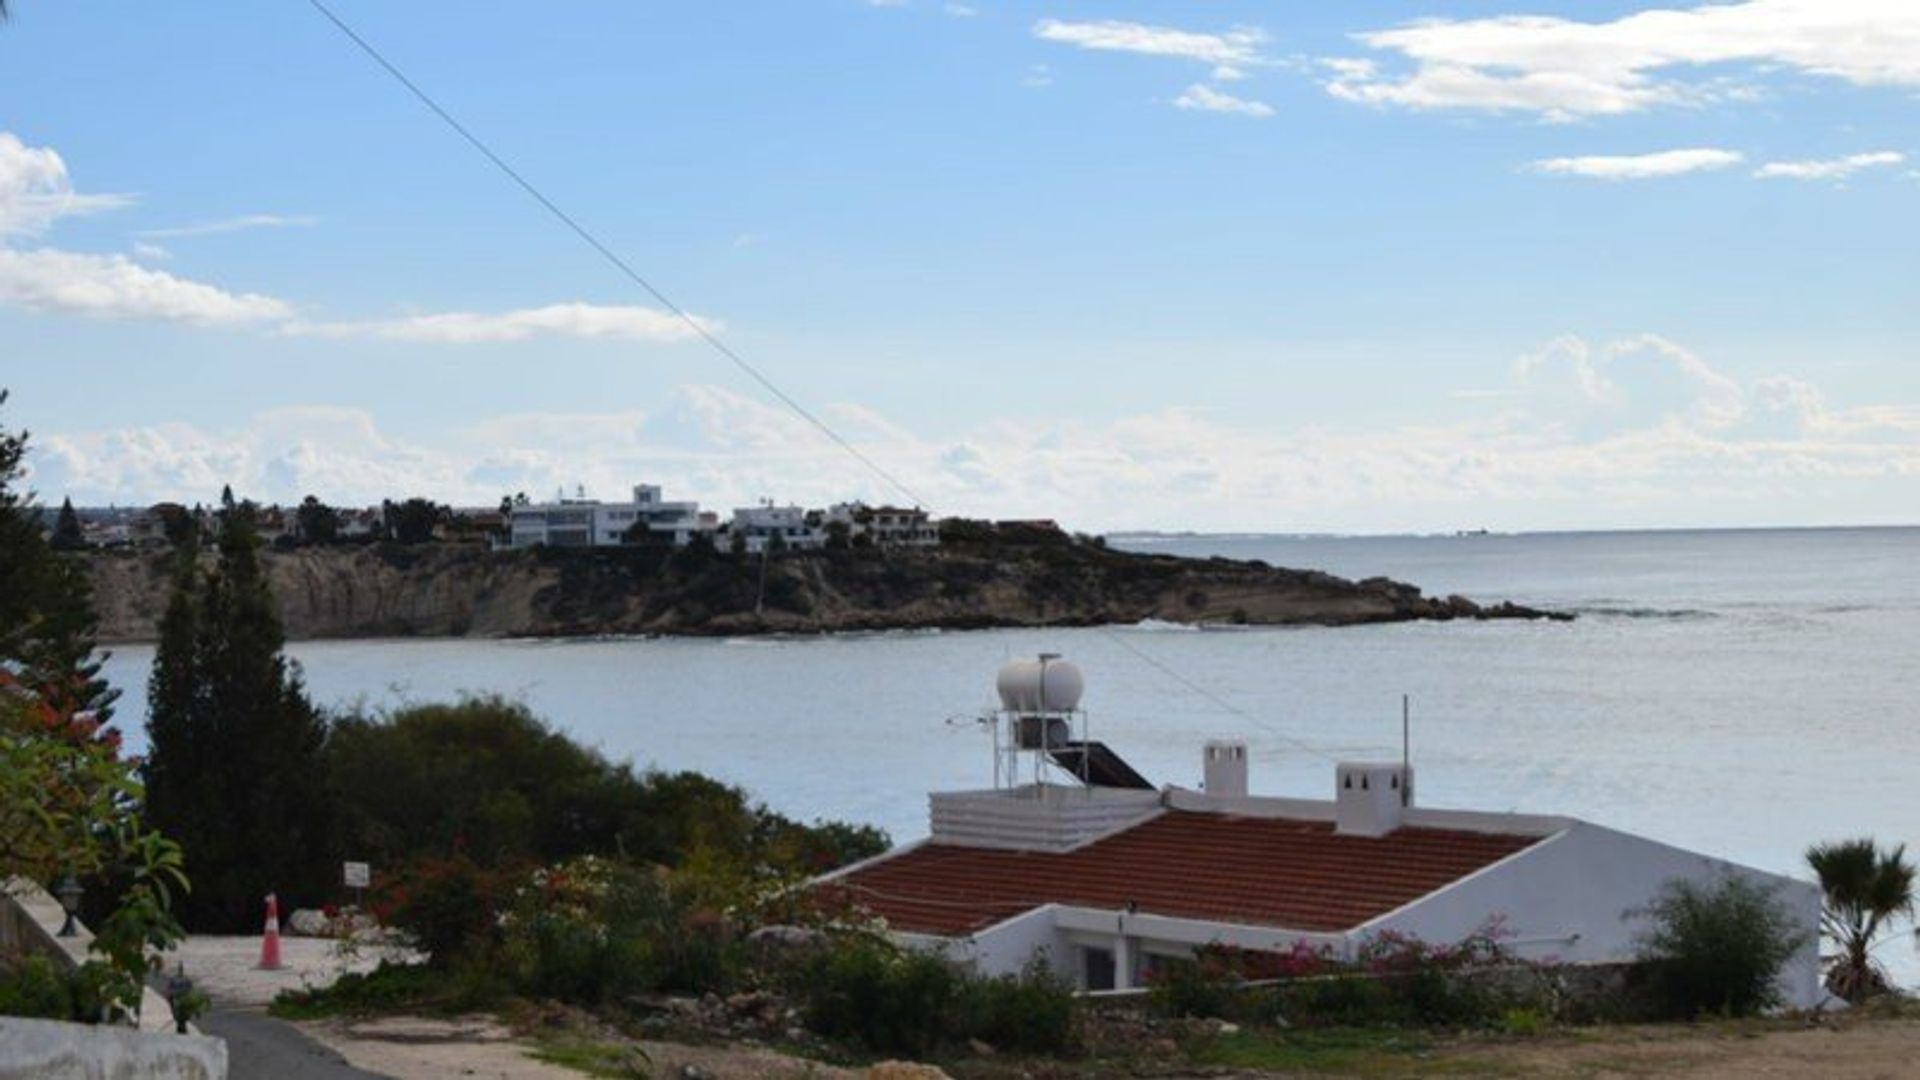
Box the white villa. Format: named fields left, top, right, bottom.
left=729, top=503, right=823, bottom=553
left=824, top=502, right=939, bottom=547
left=506, top=485, right=710, bottom=549
left=824, top=656, right=1824, bottom=1007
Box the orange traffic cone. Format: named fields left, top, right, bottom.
left=257, top=892, right=284, bottom=971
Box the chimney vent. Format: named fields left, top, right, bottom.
left=1203, top=740, right=1248, bottom=798
left=1334, top=762, right=1414, bottom=837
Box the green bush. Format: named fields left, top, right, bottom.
left=328, top=699, right=886, bottom=879
left=0, top=955, right=101, bottom=1022
left=798, top=938, right=1076, bottom=1056
left=1633, top=875, right=1806, bottom=1018
left=956, top=962, right=1079, bottom=1053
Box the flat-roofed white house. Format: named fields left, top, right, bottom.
left=506, top=485, right=707, bottom=548
left=823, top=503, right=940, bottom=547
left=823, top=656, right=1824, bottom=1008
left=729, top=503, right=823, bottom=553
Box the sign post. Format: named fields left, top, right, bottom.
left=343, top=861, right=370, bottom=911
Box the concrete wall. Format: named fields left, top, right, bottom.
left=0, top=1017, right=226, bottom=1080
left=1365, top=822, right=1825, bottom=1009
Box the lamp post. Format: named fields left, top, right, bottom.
left=165, top=965, right=196, bottom=1035
left=54, top=875, right=83, bottom=937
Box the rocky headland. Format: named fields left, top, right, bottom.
left=85, top=527, right=1568, bottom=643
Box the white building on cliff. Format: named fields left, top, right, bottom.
left=506, top=484, right=709, bottom=548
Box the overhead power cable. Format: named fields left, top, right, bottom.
left=304, top=0, right=1364, bottom=766
left=305, top=0, right=930, bottom=512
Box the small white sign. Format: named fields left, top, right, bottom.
left=343, top=861, right=371, bottom=889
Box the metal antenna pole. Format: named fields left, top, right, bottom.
left=1401, top=694, right=1411, bottom=807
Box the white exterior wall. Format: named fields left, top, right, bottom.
left=507, top=486, right=705, bottom=549
left=1363, top=822, right=1824, bottom=1009
left=730, top=505, right=823, bottom=553
left=912, top=905, right=1073, bottom=979
left=0, top=1018, right=227, bottom=1080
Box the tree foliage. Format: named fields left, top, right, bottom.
left=0, top=391, right=118, bottom=725
left=296, top=495, right=339, bottom=544
left=142, top=503, right=334, bottom=930
left=1807, top=837, right=1915, bottom=1003
left=382, top=497, right=446, bottom=545
left=1633, top=875, right=1805, bottom=1018
left=0, top=393, right=188, bottom=1024
left=325, top=697, right=887, bottom=876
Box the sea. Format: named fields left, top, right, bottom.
left=98, top=527, right=1920, bottom=978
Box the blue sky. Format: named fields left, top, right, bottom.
left=3, top=1, right=1917, bottom=532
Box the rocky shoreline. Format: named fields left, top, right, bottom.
left=85, top=532, right=1569, bottom=643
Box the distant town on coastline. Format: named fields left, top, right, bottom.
left=38, top=483, right=977, bottom=555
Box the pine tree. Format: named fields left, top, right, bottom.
left=50, top=497, right=85, bottom=551
left=143, top=503, right=333, bottom=930
left=0, top=393, right=117, bottom=723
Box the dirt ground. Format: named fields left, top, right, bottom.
left=1444, top=1016, right=1920, bottom=1079
left=299, top=1014, right=864, bottom=1080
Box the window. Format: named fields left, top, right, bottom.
left=1082, top=947, right=1116, bottom=992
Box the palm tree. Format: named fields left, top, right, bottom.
left=1806, top=838, right=1916, bottom=1002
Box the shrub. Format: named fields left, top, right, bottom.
left=327, top=698, right=887, bottom=879
left=957, top=962, right=1079, bottom=1053
left=0, top=955, right=102, bottom=1022
left=374, top=854, right=511, bottom=968
left=1149, top=924, right=1534, bottom=1030
left=797, top=937, right=1076, bottom=1056
left=497, top=857, right=746, bottom=1005
left=1633, top=875, right=1806, bottom=1018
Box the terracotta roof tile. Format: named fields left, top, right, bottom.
left=830, top=810, right=1545, bottom=936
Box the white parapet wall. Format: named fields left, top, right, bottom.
left=0, top=1017, right=227, bottom=1080
left=929, top=785, right=1163, bottom=852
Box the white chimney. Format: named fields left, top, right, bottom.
left=1334, top=762, right=1414, bottom=837
left=1203, top=740, right=1248, bottom=798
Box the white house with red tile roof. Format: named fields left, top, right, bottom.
left=822, top=656, right=1824, bottom=1008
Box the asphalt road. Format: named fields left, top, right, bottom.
left=200, top=1009, right=393, bottom=1080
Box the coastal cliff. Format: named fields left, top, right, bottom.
left=85, top=532, right=1566, bottom=642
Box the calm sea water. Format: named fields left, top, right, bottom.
left=99, top=527, right=1920, bottom=973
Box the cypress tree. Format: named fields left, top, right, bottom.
left=50, top=497, right=84, bottom=551
left=144, top=502, right=333, bottom=929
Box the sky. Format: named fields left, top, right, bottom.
left=2, top=0, right=1917, bottom=533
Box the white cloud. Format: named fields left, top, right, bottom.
left=0, top=247, right=292, bottom=324
left=0, top=131, right=726, bottom=345
left=1033, top=19, right=1269, bottom=69
left=1022, top=64, right=1053, bottom=89
left=1528, top=148, right=1743, bottom=180
left=31, top=340, right=1920, bottom=532
left=1173, top=84, right=1275, bottom=118
left=1327, top=1, right=1920, bottom=119
left=1754, top=150, right=1905, bottom=180
left=137, top=213, right=319, bottom=239
left=283, top=302, right=715, bottom=345
left=0, top=132, right=132, bottom=237
left=943, top=3, right=977, bottom=16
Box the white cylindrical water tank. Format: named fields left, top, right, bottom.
left=996, top=655, right=1085, bottom=713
